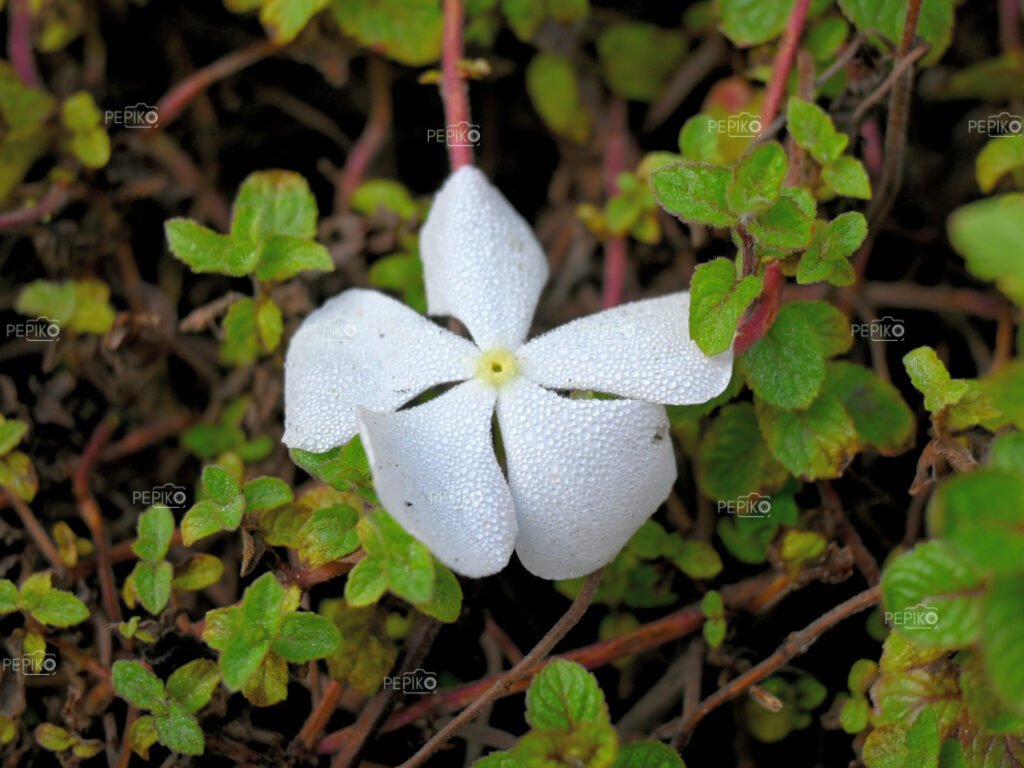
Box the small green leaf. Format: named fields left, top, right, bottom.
left=689, top=257, right=763, bottom=355
left=133, top=560, right=174, bottom=615
left=165, top=219, right=260, bottom=277
left=976, top=135, right=1024, bottom=192
left=756, top=394, right=860, bottom=480
left=232, top=170, right=319, bottom=241
left=613, top=741, right=687, bottom=767
left=30, top=589, right=89, bottom=627
left=678, top=114, right=724, bottom=164
left=651, top=163, right=736, bottom=228
left=882, top=541, right=984, bottom=648
left=903, top=347, right=970, bottom=413
left=697, top=402, right=789, bottom=502
left=0, top=580, right=17, bottom=614
left=133, top=506, right=175, bottom=562
left=840, top=695, right=870, bottom=734
left=321, top=599, right=399, bottom=693
left=243, top=476, right=294, bottom=512
left=740, top=303, right=825, bottom=409
left=726, top=142, right=788, bottom=214
left=240, top=651, right=289, bottom=706
left=747, top=195, right=814, bottom=251
left=15, top=279, right=76, bottom=324
left=796, top=212, right=867, bottom=286
left=271, top=612, right=342, bottom=662
left=202, top=465, right=241, bottom=504
left=298, top=504, right=360, bottom=566
left=596, top=22, right=685, bottom=102
left=352, top=180, right=419, bottom=219
left=221, top=298, right=262, bottom=365
left=823, top=156, right=872, bottom=199
left=290, top=436, right=371, bottom=491
left=112, top=660, right=165, bottom=711
left=526, top=53, right=591, bottom=144
left=220, top=634, right=271, bottom=691
left=153, top=700, right=205, bottom=756
left=128, top=716, right=158, bottom=760
left=414, top=561, right=463, bottom=623
left=344, top=555, right=388, bottom=606
left=848, top=660, right=878, bottom=695
left=172, top=554, right=224, bottom=591
left=669, top=540, right=723, bottom=580
left=202, top=606, right=241, bottom=651
left=255, top=235, right=333, bottom=281
left=786, top=98, right=848, bottom=164
left=34, top=723, right=76, bottom=752
left=526, top=660, right=609, bottom=731
left=165, top=659, right=220, bottom=714
left=258, top=0, right=327, bottom=43
left=241, top=572, right=286, bottom=637
left=0, top=418, right=27, bottom=457
left=181, top=501, right=229, bottom=545
left=948, top=193, right=1024, bottom=306
left=329, top=0, right=443, bottom=65
left=60, top=91, right=101, bottom=131
left=823, top=362, right=915, bottom=455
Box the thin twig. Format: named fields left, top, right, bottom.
left=0, top=181, right=71, bottom=231
left=5, top=492, right=67, bottom=578
left=440, top=0, right=473, bottom=170
left=670, top=638, right=706, bottom=749
left=8, top=0, right=41, bottom=88
left=336, top=56, right=392, bottom=212
left=293, top=679, right=344, bottom=754
left=398, top=569, right=604, bottom=768
left=851, top=43, right=930, bottom=125
left=669, top=585, right=880, bottom=743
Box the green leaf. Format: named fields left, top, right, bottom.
left=474, top=751, right=521, bottom=767
left=982, top=574, right=1024, bottom=715
left=413, top=561, right=463, bottom=623
left=903, top=347, right=970, bottom=413
left=696, top=401, right=791, bottom=500
left=837, top=0, right=954, bottom=66
left=220, top=633, right=271, bottom=691
left=840, top=695, right=870, bottom=734
left=747, top=195, right=814, bottom=251
left=164, top=219, right=259, bottom=277
left=796, top=212, right=867, bottom=286
left=0, top=450, right=38, bottom=501
left=988, top=431, right=1024, bottom=474
left=232, top=170, right=319, bottom=241
left=785, top=300, right=851, bottom=358
left=202, top=606, right=241, bottom=651
left=256, top=297, right=283, bottom=353
left=329, top=0, right=443, bottom=65
left=240, top=651, right=289, bottom=706
left=849, top=660, right=878, bottom=695
left=202, top=465, right=241, bottom=505
left=596, top=22, right=685, bottom=102
left=127, top=715, right=158, bottom=760
left=613, top=741, right=686, bottom=767
left=133, top=506, right=175, bottom=562
left=976, top=135, right=1024, bottom=193
left=678, top=114, right=724, bottom=164
left=786, top=98, right=848, bottom=164
left=255, top=235, right=333, bottom=281
left=739, top=303, right=825, bottom=409
left=358, top=511, right=435, bottom=605
left=321, top=599, right=399, bottom=693
left=165, top=659, right=220, bottom=714
left=133, top=561, right=174, bottom=615
left=526, top=53, right=591, bottom=144
left=30, top=589, right=89, bottom=627
left=241, top=572, right=287, bottom=638
left=823, top=156, right=872, bottom=199
left=959, top=651, right=1024, bottom=733
left=34, top=723, right=76, bottom=752
left=352, top=180, right=418, bottom=219
left=0, top=580, right=17, bottom=614
left=927, top=470, right=1024, bottom=574
left=181, top=500, right=232, bottom=545
left=948, top=193, right=1024, bottom=306
left=756, top=394, right=860, bottom=479
left=172, top=554, right=224, bottom=591
left=823, top=362, right=915, bottom=455
left=243, top=476, right=294, bottom=512
left=298, top=504, right=360, bottom=566
left=112, top=660, right=165, bottom=711
left=344, top=555, right=389, bottom=606
left=69, top=126, right=111, bottom=169
left=0, top=419, right=28, bottom=457
left=15, top=279, right=76, bottom=324
left=271, top=612, right=342, bottom=662
left=669, top=540, right=723, bottom=580
left=221, top=298, right=262, bottom=365
left=60, top=91, right=101, bottom=131
left=905, top=707, right=941, bottom=768
left=689, top=257, right=762, bottom=355
left=258, top=0, right=327, bottom=43
left=153, top=700, right=204, bottom=756
left=651, top=163, right=735, bottom=228
left=881, top=541, right=984, bottom=648
left=526, top=660, right=609, bottom=731
left=726, top=142, right=788, bottom=214
left=513, top=722, right=618, bottom=767
left=290, top=437, right=371, bottom=491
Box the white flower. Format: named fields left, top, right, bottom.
left=283, top=167, right=732, bottom=580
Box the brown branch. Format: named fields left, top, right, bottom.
left=0, top=181, right=71, bottom=231
left=292, top=679, right=344, bottom=755
left=397, top=569, right=604, bottom=768
left=98, top=411, right=194, bottom=464
left=73, top=415, right=122, bottom=624
left=5, top=492, right=67, bottom=578
left=669, top=585, right=881, bottom=743
left=336, top=56, right=392, bottom=212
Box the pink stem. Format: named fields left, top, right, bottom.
left=734, top=261, right=783, bottom=355
left=601, top=99, right=628, bottom=309
left=441, top=0, right=473, bottom=170
left=9, top=0, right=42, bottom=88
left=759, top=0, right=812, bottom=129
left=0, top=181, right=69, bottom=230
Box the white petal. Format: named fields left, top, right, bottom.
left=517, top=293, right=733, bottom=405
left=357, top=380, right=517, bottom=578
left=284, top=289, right=478, bottom=453
left=496, top=378, right=677, bottom=580
left=420, top=166, right=549, bottom=350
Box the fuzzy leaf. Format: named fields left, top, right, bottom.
left=786, top=98, right=848, bottom=164
left=271, top=612, right=342, bottom=663
left=740, top=303, right=825, bottom=409
left=165, top=219, right=259, bottom=277
left=823, top=156, right=872, bottom=199
left=796, top=212, right=867, bottom=286
left=526, top=660, right=609, bottom=731
left=689, top=257, right=763, bottom=355
left=132, top=506, right=175, bottom=562
left=154, top=701, right=204, bottom=755
left=166, top=659, right=220, bottom=714
left=823, top=362, right=914, bottom=455
left=756, top=394, right=860, bottom=479
left=651, top=163, right=736, bottom=227
left=112, top=661, right=165, bottom=711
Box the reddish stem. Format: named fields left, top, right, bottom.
left=0, top=181, right=70, bottom=231
left=441, top=0, right=473, bottom=170
left=337, top=56, right=392, bottom=212
left=759, top=0, right=812, bottom=129
left=1001, top=0, right=1021, bottom=52
left=8, top=0, right=42, bottom=88
left=155, top=39, right=279, bottom=130
left=734, top=260, right=783, bottom=355
left=601, top=99, right=629, bottom=309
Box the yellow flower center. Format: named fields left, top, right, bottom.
left=476, top=348, right=518, bottom=387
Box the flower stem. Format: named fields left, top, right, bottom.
left=601, top=98, right=629, bottom=309
left=759, top=0, right=812, bottom=130
left=441, top=0, right=473, bottom=170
